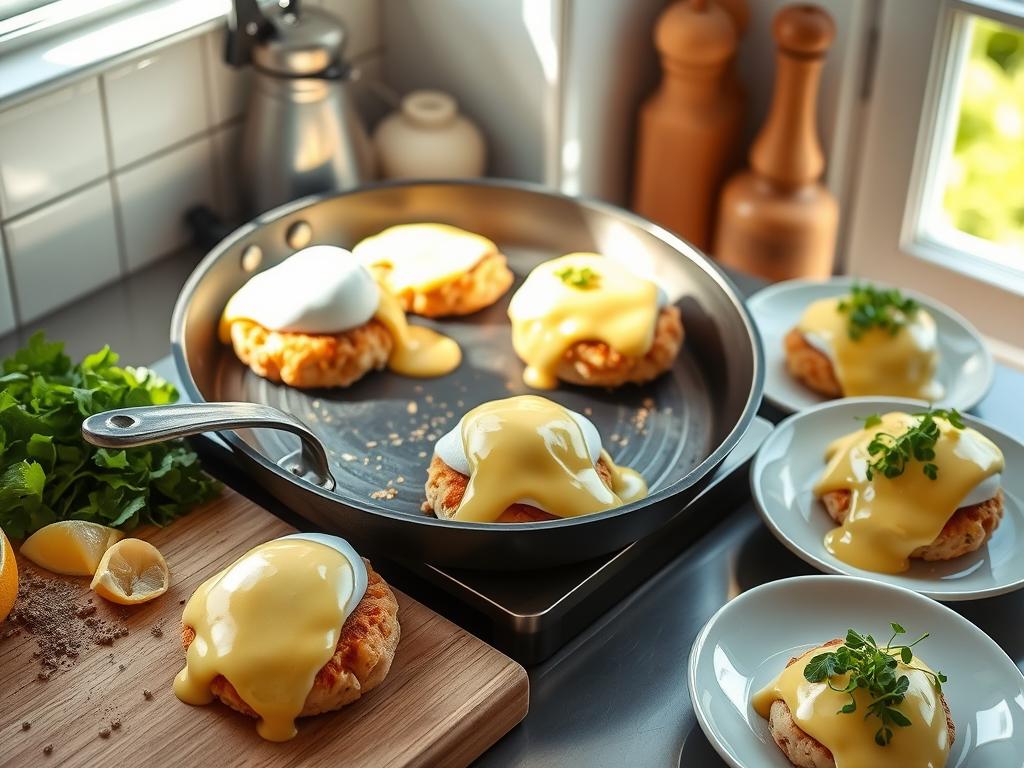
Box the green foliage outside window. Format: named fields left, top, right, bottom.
left=943, top=19, right=1024, bottom=251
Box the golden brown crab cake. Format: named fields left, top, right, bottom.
left=766, top=639, right=955, bottom=768
left=784, top=327, right=842, bottom=398
left=555, top=305, right=684, bottom=388
left=821, top=487, right=1004, bottom=562
left=371, top=251, right=514, bottom=318
left=227, top=317, right=393, bottom=389
left=421, top=454, right=617, bottom=523
left=181, top=558, right=400, bottom=720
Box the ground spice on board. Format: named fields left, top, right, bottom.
left=0, top=566, right=129, bottom=679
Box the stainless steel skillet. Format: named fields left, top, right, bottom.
left=84, top=180, right=763, bottom=570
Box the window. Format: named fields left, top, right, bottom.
left=846, top=0, right=1024, bottom=353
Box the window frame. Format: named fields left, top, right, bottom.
left=845, top=0, right=1024, bottom=349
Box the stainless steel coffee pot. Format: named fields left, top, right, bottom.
left=228, top=0, right=375, bottom=216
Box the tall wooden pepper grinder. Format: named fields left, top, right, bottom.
left=714, top=4, right=838, bottom=281
left=632, top=0, right=744, bottom=251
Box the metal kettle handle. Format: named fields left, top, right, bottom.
left=81, top=402, right=335, bottom=491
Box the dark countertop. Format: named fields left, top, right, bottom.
left=4, top=252, right=1022, bottom=768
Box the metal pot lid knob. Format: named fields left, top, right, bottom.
left=81, top=402, right=336, bottom=491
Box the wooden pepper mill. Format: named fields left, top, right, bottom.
left=713, top=4, right=838, bottom=281
left=632, top=0, right=745, bottom=252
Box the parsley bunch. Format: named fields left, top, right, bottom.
left=554, top=264, right=600, bottom=289
left=0, top=333, right=220, bottom=538
left=804, top=624, right=947, bottom=747
left=860, top=409, right=965, bottom=481
left=837, top=283, right=919, bottom=340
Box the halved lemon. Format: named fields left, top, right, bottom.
left=0, top=528, right=18, bottom=623
left=21, top=521, right=125, bottom=576
left=91, top=539, right=169, bottom=605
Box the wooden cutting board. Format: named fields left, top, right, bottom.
left=0, top=488, right=529, bottom=767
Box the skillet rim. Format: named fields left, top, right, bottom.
left=170, top=178, right=765, bottom=533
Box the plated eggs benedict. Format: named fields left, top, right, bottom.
left=507, top=253, right=683, bottom=390
left=353, top=223, right=514, bottom=317
left=421, top=395, right=647, bottom=523
left=753, top=627, right=953, bottom=768
left=220, top=245, right=461, bottom=387
left=785, top=283, right=943, bottom=400
left=175, top=534, right=400, bottom=741
left=815, top=410, right=1004, bottom=574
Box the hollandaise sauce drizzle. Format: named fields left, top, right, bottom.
left=508, top=253, right=660, bottom=389
left=373, top=285, right=462, bottom=377
left=452, top=396, right=646, bottom=522
left=752, top=644, right=951, bottom=768
left=815, top=412, right=1004, bottom=574
left=174, top=536, right=367, bottom=742
left=797, top=297, right=943, bottom=399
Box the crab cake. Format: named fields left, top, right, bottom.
left=822, top=488, right=1004, bottom=562
left=508, top=253, right=683, bottom=389
left=785, top=285, right=943, bottom=400
left=220, top=245, right=460, bottom=388
left=422, top=454, right=618, bottom=522
left=556, top=305, right=683, bottom=388
left=177, top=536, right=401, bottom=741
left=764, top=639, right=955, bottom=768
left=354, top=223, right=514, bottom=317
left=422, top=395, right=647, bottom=523
left=784, top=327, right=842, bottom=398
left=228, top=318, right=393, bottom=389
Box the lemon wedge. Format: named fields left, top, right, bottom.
left=91, top=539, right=169, bottom=605
left=0, top=528, right=18, bottom=623
left=20, top=521, right=124, bottom=576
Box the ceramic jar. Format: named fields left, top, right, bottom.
left=373, top=90, right=486, bottom=179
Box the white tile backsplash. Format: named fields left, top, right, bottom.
left=5, top=182, right=120, bottom=323
left=203, top=31, right=249, bottom=126
left=103, top=38, right=209, bottom=168
left=0, top=80, right=108, bottom=218
left=116, top=137, right=216, bottom=272
left=0, top=240, right=16, bottom=335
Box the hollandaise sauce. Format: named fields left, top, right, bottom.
left=508, top=253, right=661, bottom=389
left=353, top=223, right=496, bottom=293
left=797, top=297, right=943, bottom=399
left=752, top=644, right=951, bottom=768
left=174, top=535, right=368, bottom=742
left=815, top=412, right=1004, bottom=574
left=450, top=396, right=646, bottom=522
left=218, top=245, right=460, bottom=378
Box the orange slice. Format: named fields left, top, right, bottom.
left=90, top=539, right=169, bottom=605
left=0, top=528, right=18, bottom=623
left=20, top=521, right=124, bottom=576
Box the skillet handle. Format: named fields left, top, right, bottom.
left=82, top=402, right=336, bottom=491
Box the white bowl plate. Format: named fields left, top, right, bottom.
left=747, top=277, right=994, bottom=414
left=688, top=575, right=1024, bottom=768
left=751, top=397, right=1024, bottom=601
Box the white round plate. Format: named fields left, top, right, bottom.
left=688, top=575, right=1024, bottom=768
left=751, top=397, right=1024, bottom=601
left=747, top=277, right=994, bottom=414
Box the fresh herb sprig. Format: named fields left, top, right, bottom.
left=838, top=283, right=919, bottom=341
left=0, top=333, right=220, bottom=538
left=859, top=409, right=965, bottom=481
left=804, top=623, right=947, bottom=747
left=554, top=264, right=600, bottom=289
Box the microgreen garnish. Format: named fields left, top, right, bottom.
left=554, top=265, right=600, bottom=289
left=803, top=623, right=947, bottom=747
left=861, top=409, right=965, bottom=481
left=837, top=283, right=919, bottom=341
